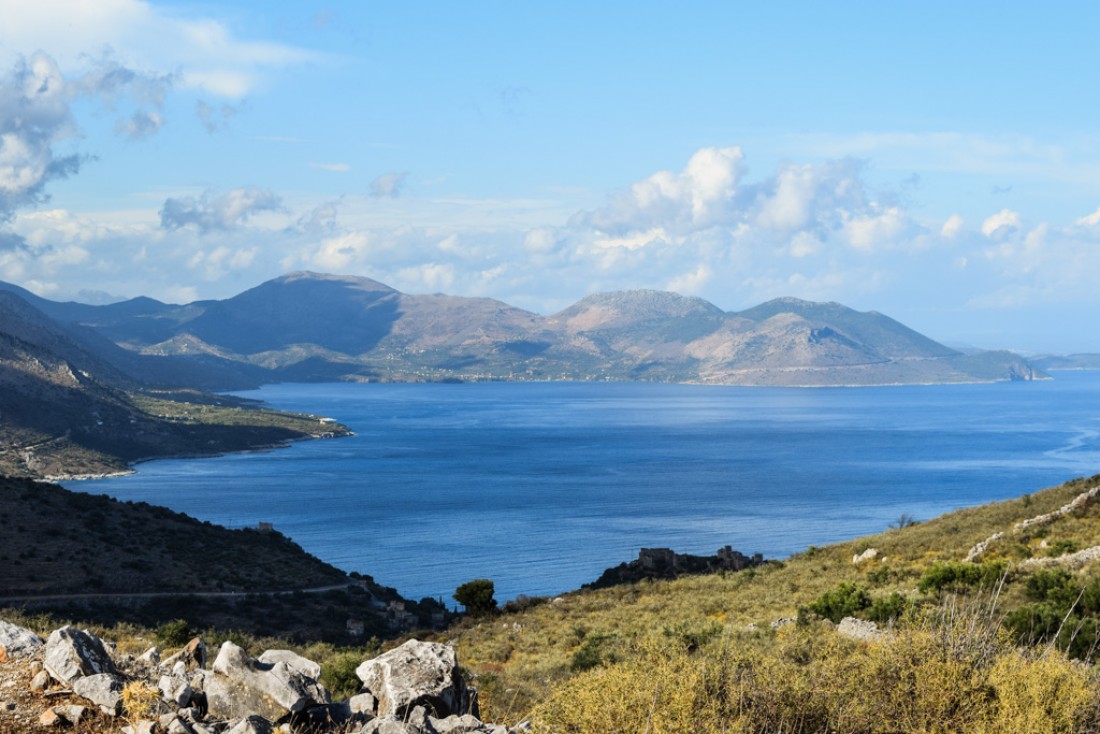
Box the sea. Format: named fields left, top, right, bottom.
left=66, top=372, right=1100, bottom=604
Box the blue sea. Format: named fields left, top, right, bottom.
left=67, top=373, right=1100, bottom=603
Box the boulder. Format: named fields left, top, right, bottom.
left=30, top=669, right=51, bottom=693
left=0, top=619, right=44, bottom=659
left=121, top=721, right=157, bottom=734
left=837, top=616, right=886, bottom=642
left=288, top=701, right=354, bottom=732
left=163, top=637, right=207, bottom=672
left=361, top=719, right=415, bottom=734
left=851, top=547, right=879, bottom=564
left=224, top=716, right=274, bottom=734
left=257, top=649, right=321, bottom=680
left=43, top=626, right=117, bottom=685
left=204, top=641, right=329, bottom=721
left=349, top=691, right=377, bottom=715
left=39, top=704, right=87, bottom=727
left=159, top=673, right=194, bottom=708
left=409, top=705, right=504, bottom=734
left=356, top=640, right=474, bottom=720
left=138, top=647, right=161, bottom=667
left=72, top=672, right=126, bottom=716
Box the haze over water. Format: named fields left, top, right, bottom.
left=71, top=373, right=1100, bottom=603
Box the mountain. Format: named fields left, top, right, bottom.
left=0, top=290, right=349, bottom=479
left=1031, top=353, right=1100, bottom=371
left=0, top=272, right=1042, bottom=389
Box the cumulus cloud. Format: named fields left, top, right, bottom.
left=1075, top=206, right=1100, bottom=228
left=370, top=172, right=407, bottom=198
left=0, top=48, right=178, bottom=253
left=0, top=53, right=80, bottom=222
left=0, top=0, right=316, bottom=99
left=941, top=214, right=965, bottom=238
left=981, top=208, right=1022, bottom=237
left=160, top=187, right=283, bottom=233
left=573, top=146, right=745, bottom=236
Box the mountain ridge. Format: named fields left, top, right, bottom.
left=0, top=271, right=1038, bottom=389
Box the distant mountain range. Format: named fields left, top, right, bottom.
left=0, top=271, right=1042, bottom=392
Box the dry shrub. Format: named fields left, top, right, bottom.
left=531, top=599, right=1100, bottom=734
left=979, top=651, right=1100, bottom=734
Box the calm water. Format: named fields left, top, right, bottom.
left=68, top=373, right=1100, bottom=603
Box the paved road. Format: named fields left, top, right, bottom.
left=0, top=582, right=368, bottom=605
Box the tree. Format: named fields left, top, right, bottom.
left=453, top=578, right=497, bottom=616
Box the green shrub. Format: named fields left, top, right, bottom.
left=321, top=651, right=367, bottom=700
left=808, top=582, right=871, bottom=623
left=867, top=592, right=910, bottom=623
left=155, top=619, right=192, bottom=647
left=454, top=579, right=498, bottom=616
left=570, top=633, right=617, bottom=672
left=917, top=561, right=1006, bottom=594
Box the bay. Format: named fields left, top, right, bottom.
left=67, top=372, right=1100, bottom=603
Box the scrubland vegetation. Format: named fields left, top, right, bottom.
left=8, top=474, right=1100, bottom=732
left=440, top=474, right=1100, bottom=732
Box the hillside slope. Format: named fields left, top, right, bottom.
left=0, top=476, right=445, bottom=640
left=442, top=473, right=1100, bottom=731
left=0, top=291, right=350, bottom=479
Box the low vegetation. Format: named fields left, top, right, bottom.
left=436, top=474, right=1100, bottom=731
left=8, top=473, right=1100, bottom=731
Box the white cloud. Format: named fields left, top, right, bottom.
left=981, top=208, right=1022, bottom=237
left=844, top=206, right=907, bottom=251
left=941, top=214, right=965, bottom=238
left=370, top=172, right=408, bottom=198
left=160, top=188, right=283, bottom=233
left=574, top=146, right=744, bottom=236
left=666, top=264, right=712, bottom=294
left=0, top=53, right=78, bottom=221
left=0, top=0, right=316, bottom=98
left=1076, top=206, right=1100, bottom=227
left=309, top=162, right=352, bottom=173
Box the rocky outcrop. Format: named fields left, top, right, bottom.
left=837, top=617, right=887, bottom=643
left=258, top=649, right=322, bottom=680
left=43, top=626, right=117, bottom=685
left=71, top=672, right=126, bottom=715
left=205, top=640, right=330, bottom=720
left=585, top=545, right=765, bottom=589
left=965, top=485, right=1100, bottom=561
left=2, top=622, right=521, bottom=734
left=0, top=620, right=42, bottom=660
left=355, top=639, right=475, bottom=719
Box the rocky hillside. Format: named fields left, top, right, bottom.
left=1, top=272, right=1043, bottom=388
left=0, top=291, right=350, bottom=479
left=0, top=476, right=445, bottom=641
left=0, top=624, right=513, bottom=734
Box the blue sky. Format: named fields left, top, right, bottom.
left=2, top=1, right=1099, bottom=353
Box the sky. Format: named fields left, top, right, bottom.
left=1, top=1, right=1099, bottom=353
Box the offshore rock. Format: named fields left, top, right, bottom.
left=585, top=546, right=764, bottom=589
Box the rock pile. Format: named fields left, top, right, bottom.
left=0, top=619, right=524, bottom=733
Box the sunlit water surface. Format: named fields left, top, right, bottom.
left=68, top=373, right=1100, bottom=602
